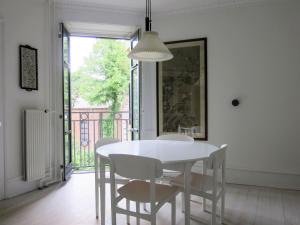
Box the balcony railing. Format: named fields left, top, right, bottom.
left=71, top=111, right=130, bottom=170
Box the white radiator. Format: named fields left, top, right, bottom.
left=23, top=109, right=48, bottom=182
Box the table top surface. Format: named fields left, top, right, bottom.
left=96, top=140, right=219, bottom=164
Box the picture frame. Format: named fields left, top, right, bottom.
left=19, top=45, right=38, bottom=91
left=156, top=38, right=207, bottom=140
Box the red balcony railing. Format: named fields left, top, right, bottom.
left=71, top=111, right=130, bottom=170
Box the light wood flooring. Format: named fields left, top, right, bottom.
left=0, top=173, right=299, bottom=225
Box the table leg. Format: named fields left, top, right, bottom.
left=95, top=154, right=100, bottom=219
left=100, top=157, right=106, bottom=225
left=184, top=163, right=193, bottom=225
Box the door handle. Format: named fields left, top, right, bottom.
left=129, top=128, right=139, bottom=132
left=65, top=130, right=71, bottom=135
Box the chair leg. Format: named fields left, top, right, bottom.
left=95, top=155, right=99, bottom=219
left=203, top=198, right=207, bottom=212
left=171, top=197, right=176, bottom=225
left=136, top=201, right=140, bottom=225
left=126, top=199, right=130, bottom=225
left=100, top=159, right=106, bottom=225
left=221, top=191, right=225, bottom=224
left=181, top=193, right=185, bottom=213
left=211, top=200, right=217, bottom=225
left=151, top=215, right=156, bottom=225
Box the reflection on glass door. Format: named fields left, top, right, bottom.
left=130, top=31, right=140, bottom=140
left=61, top=23, right=72, bottom=180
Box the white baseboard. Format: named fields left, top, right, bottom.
left=226, top=168, right=300, bottom=190
left=4, top=166, right=62, bottom=199
left=5, top=177, right=39, bottom=199
left=4, top=168, right=300, bottom=199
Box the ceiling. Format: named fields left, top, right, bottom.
left=55, top=0, right=266, bottom=14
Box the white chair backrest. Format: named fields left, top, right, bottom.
left=109, top=154, right=163, bottom=180
left=207, top=144, right=227, bottom=170
left=156, top=134, right=194, bottom=142
left=95, top=138, right=119, bottom=149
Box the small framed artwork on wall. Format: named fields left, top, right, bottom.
left=19, top=45, right=38, bottom=91
left=157, top=38, right=208, bottom=140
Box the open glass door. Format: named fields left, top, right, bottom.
left=0, top=20, right=5, bottom=200
left=130, top=31, right=141, bottom=140
left=61, top=23, right=72, bottom=180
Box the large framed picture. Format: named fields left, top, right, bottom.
left=19, top=45, right=38, bottom=91
left=157, top=38, right=207, bottom=140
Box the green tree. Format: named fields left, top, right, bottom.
left=72, top=39, right=130, bottom=112
left=72, top=39, right=130, bottom=137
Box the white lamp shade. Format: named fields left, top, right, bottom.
left=128, top=31, right=173, bottom=62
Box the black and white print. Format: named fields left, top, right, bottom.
left=20, top=45, right=38, bottom=90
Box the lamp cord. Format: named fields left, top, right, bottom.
left=145, top=0, right=152, bottom=31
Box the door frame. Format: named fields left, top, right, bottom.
left=66, top=29, right=142, bottom=142
left=61, top=23, right=72, bottom=181
left=0, top=19, right=5, bottom=200
left=129, top=29, right=142, bottom=140
left=59, top=26, right=142, bottom=176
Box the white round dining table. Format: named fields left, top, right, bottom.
left=95, top=140, right=219, bottom=225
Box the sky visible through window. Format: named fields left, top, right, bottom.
left=70, top=36, right=97, bottom=73
left=70, top=36, right=130, bottom=73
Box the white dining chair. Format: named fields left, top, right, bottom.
left=95, top=138, right=129, bottom=184
left=95, top=138, right=120, bottom=148
left=156, top=134, right=195, bottom=178
left=156, top=133, right=194, bottom=142
left=156, top=134, right=195, bottom=212
left=94, top=138, right=129, bottom=220
left=109, top=154, right=179, bottom=225
left=170, top=144, right=227, bottom=225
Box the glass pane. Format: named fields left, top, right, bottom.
left=62, top=25, right=72, bottom=174
left=64, top=67, right=69, bottom=115
left=64, top=66, right=71, bottom=128
left=132, top=37, right=138, bottom=66
left=65, top=134, right=70, bottom=164
left=64, top=65, right=71, bottom=165
left=63, top=35, right=69, bottom=64
left=132, top=68, right=139, bottom=140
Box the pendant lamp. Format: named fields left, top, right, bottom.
left=128, top=0, right=173, bottom=62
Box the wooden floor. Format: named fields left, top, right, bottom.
left=0, top=173, right=299, bottom=225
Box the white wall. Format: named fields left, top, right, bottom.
left=140, top=62, right=157, bottom=140
left=1, top=0, right=300, bottom=199
left=0, top=0, right=142, bottom=199
left=0, top=0, right=53, bottom=198
left=56, top=0, right=300, bottom=190
left=142, top=0, right=300, bottom=189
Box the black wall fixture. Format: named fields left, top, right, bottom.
left=232, top=99, right=240, bottom=107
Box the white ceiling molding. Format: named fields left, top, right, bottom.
left=155, top=0, right=275, bottom=16
left=54, top=0, right=274, bottom=16
left=64, top=22, right=138, bottom=39
left=54, top=0, right=144, bottom=16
